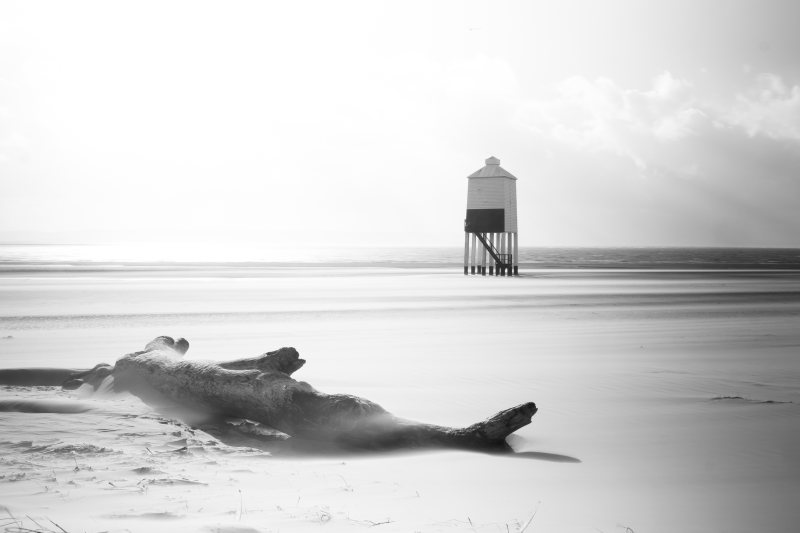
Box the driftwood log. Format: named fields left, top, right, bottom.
left=2, top=336, right=538, bottom=451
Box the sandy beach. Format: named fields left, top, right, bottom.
left=1, top=264, right=799, bottom=532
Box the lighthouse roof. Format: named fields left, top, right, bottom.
left=467, top=156, right=517, bottom=179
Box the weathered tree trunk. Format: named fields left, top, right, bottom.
left=109, top=337, right=538, bottom=451
left=0, top=336, right=537, bottom=451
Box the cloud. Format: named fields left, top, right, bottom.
left=511, top=71, right=800, bottom=246
left=517, top=70, right=800, bottom=170
left=517, top=71, right=709, bottom=168
left=724, top=73, right=800, bottom=141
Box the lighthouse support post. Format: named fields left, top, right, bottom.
left=488, top=233, right=495, bottom=275
left=501, top=233, right=508, bottom=276
left=470, top=233, right=477, bottom=275
left=463, top=231, right=469, bottom=275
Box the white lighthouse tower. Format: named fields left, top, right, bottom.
left=463, top=156, right=519, bottom=276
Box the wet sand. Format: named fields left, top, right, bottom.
left=1, top=267, right=799, bottom=532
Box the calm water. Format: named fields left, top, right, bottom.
left=1, top=243, right=799, bottom=269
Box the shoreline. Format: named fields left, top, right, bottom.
left=1, top=244, right=799, bottom=272
left=3, top=262, right=800, bottom=276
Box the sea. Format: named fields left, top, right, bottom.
left=1, top=243, right=799, bottom=270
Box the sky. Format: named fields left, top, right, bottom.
left=1, top=0, right=799, bottom=248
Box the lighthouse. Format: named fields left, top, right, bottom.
left=463, top=156, right=519, bottom=276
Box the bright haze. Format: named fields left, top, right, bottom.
left=1, top=0, right=799, bottom=248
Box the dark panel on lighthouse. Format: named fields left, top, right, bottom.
left=465, top=209, right=505, bottom=232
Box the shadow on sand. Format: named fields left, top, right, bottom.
left=509, top=451, right=582, bottom=463
left=200, top=419, right=581, bottom=463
